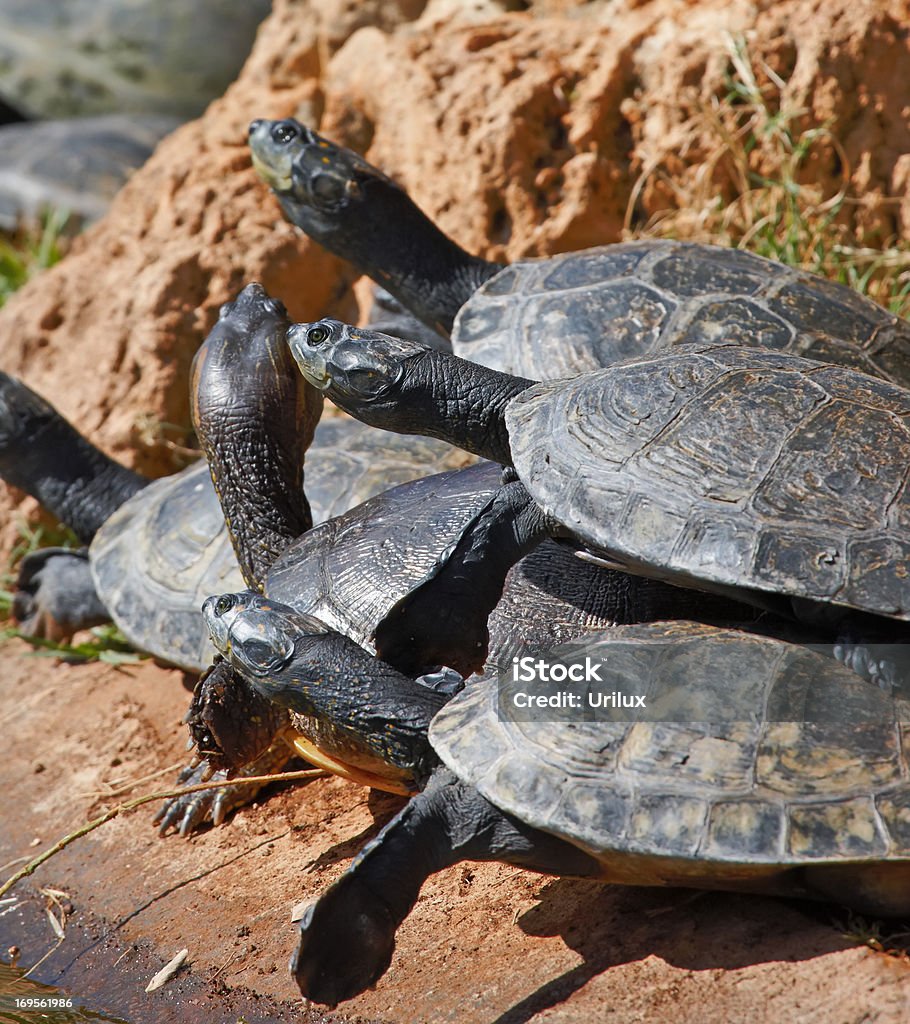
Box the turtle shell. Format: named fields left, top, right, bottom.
left=506, top=343, right=910, bottom=621
left=267, top=458, right=735, bottom=670
left=266, top=460, right=504, bottom=647
left=90, top=417, right=468, bottom=672
left=430, top=621, right=910, bottom=892
left=0, top=115, right=179, bottom=230
left=453, top=240, right=910, bottom=385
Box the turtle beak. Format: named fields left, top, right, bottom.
left=248, top=119, right=300, bottom=192
left=287, top=325, right=331, bottom=390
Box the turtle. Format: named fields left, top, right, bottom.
left=199, top=602, right=910, bottom=1005
left=1, top=285, right=468, bottom=672
left=180, top=458, right=750, bottom=795
left=0, top=279, right=481, bottom=835
left=247, top=118, right=910, bottom=385
left=0, top=114, right=180, bottom=230
left=0, top=0, right=271, bottom=120
left=167, top=283, right=759, bottom=829
left=286, top=321, right=910, bottom=681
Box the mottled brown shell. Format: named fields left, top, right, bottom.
left=430, top=622, right=910, bottom=878
left=506, top=343, right=910, bottom=621
left=454, top=240, right=910, bottom=385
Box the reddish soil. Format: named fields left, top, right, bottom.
left=2, top=1, right=910, bottom=1020
left=1, top=639, right=908, bottom=1023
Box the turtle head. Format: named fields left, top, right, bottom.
left=192, top=282, right=323, bottom=587
left=0, top=373, right=54, bottom=463
left=214, top=281, right=287, bottom=332
left=202, top=590, right=330, bottom=684
left=287, top=319, right=428, bottom=416
left=287, top=318, right=526, bottom=465
left=248, top=118, right=400, bottom=255
left=248, top=118, right=490, bottom=334
left=193, top=283, right=294, bottom=418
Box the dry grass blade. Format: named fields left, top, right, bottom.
left=145, top=948, right=189, bottom=992
left=624, top=32, right=910, bottom=316
left=0, top=766, right=326, bottom=900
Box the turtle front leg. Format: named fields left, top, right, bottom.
left=13, top=547, right=110, bottom=641
left=155, top=658, right=290, bottom=836
left=373, top=479, right=552, bottom=676
left=186, top=657, right=289, bottom=771
left=292, top=768, right=602, bottom=1005
left=154, top=742, right=295, bottom=837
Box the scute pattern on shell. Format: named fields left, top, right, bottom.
left=266, top=461, right=504, bottom=647
left=267, top=458, right=665, bottom=663
left=453, top=240, right=910, bottom=385
left=91, top=419, right=470, bottom=672
left=506, top=344, right=910, bottom=620
left=429, top=622, right=910, bottom=870
left=90, top=462, right=244, bottom=673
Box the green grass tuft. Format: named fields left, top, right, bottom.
left=0, top=520, right=144, bottom=664
left=625, top=33, right=910, bottom=316
left=0, top=621, right=146, bottom=665
left=0, top=208, right=70, bottom=307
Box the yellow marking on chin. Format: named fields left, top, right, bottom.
left=250, top=151, right=292, bottom=191
left=289, top=735, right=415, bottom=796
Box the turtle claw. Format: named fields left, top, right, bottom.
left=154, top=762, right=230, bottom=837
left=155, top=742, right=295, bottom=837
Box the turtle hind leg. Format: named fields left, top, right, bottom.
left=292, top=768, right=602, bottom=1005
left=373, top=480, right=549, bottom=677
left=12, top=547, right=109, bottom=641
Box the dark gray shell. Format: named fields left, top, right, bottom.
left=454, top=240, right=910, bottom=386
left=507, top=343, right=910, bottom=622
left=0, top=0, right=271, bottom=120
left=430, top=621, right=910, bottom=887
left=267, top=459, right=699, bottom=671
left=90, top=417, right=468, bottom=672
left=0, top=115, right=179, bottom=230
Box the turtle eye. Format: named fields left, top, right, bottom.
left=271, top=122, right=298, bottom=145
left=307, top=325, right=330, bottom=345
left=215, top=594, right=235, bottom=616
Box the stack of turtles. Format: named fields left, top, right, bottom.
left=235, top=121, right=910, bottom=1003
left=5, top=116, right=910, bottom=1007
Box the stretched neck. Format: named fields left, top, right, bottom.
left=0, top=377, right=146, bottom=542
left=392, top=352, right=535, bottom=466
left=192, top=317, right=322, bottom=588
left=283, top=183, right=504, bottom=336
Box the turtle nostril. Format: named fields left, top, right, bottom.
left=248, top=119, right=263, bottom=136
